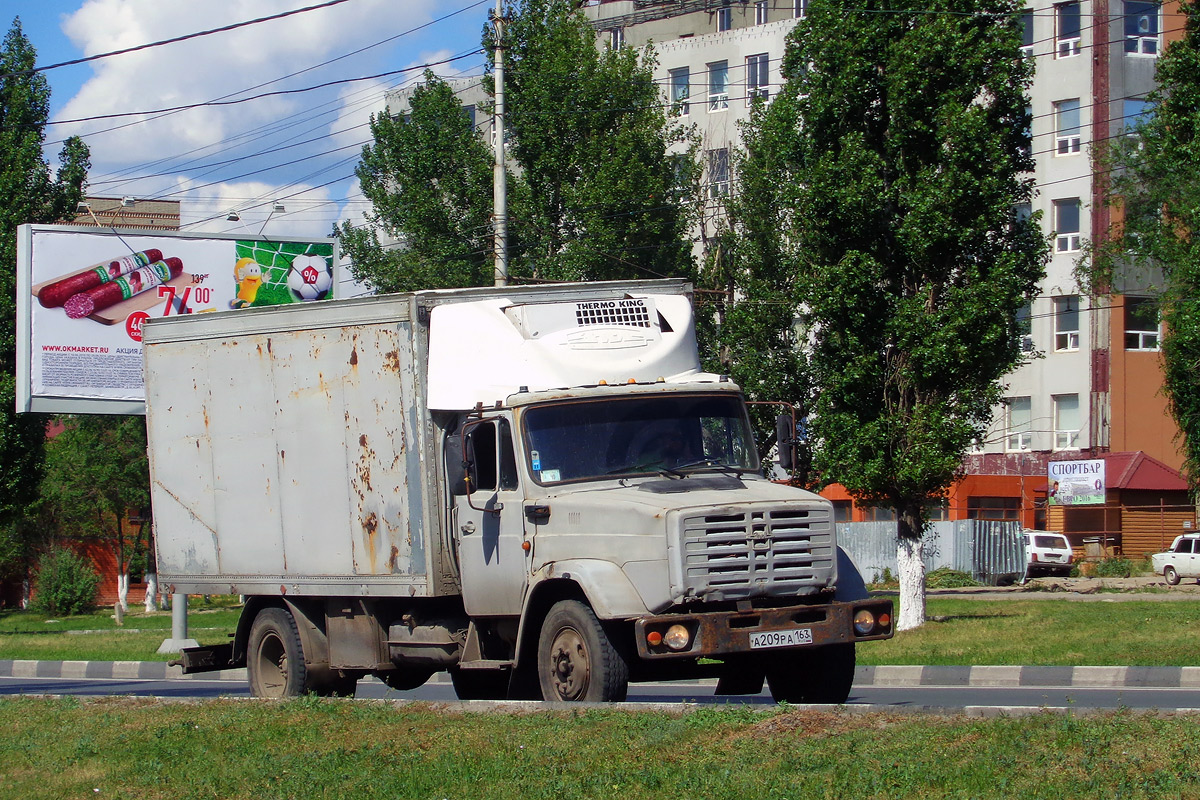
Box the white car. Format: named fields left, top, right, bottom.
left=1024, top=530, right=1074, bottom=579
left=1150, top=534, right=1200, bottom=585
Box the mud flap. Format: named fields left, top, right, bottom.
left=714, top=665, right=765, bottom=695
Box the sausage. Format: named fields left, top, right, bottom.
left=37, top=248, right=164, bottom=308
left=64, top=257, right=184, bottom=319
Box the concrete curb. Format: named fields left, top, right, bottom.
left=3, top=660, right=1199, bottom=688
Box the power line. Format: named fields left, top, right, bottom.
left=38, top=50, right=486, bottom=128
left=5, top=0, right=357, bottom=79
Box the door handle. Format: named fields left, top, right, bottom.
left=461, top=521, right=476, bottom=535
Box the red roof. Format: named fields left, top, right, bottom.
left=1045, top=451, right=1188, bottom=492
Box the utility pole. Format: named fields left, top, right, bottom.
left=491, top=0, right=509, bottom=287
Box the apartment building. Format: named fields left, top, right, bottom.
left=584, top=0, right=1192, bottom=549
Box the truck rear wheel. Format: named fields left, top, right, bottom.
left=765, top=642, right=855, bottom=705
left=537, top=600, right=628, bottom=702
left=247, top=607, right=308, bottom=698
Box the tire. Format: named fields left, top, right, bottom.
left=764, top=642, right=855, bottom=705
left=537, top=600, right=629, bottom=702
left=247, top=607, right=308, bottom=698
left=1165, top=565, right=1181, bottom=585
left=449, top=667, right=510, bottom=700
left=380, top=667, right=435, bottom=692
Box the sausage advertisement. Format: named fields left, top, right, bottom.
left=64, top=257, right=184, bottom=319
left=17, top=225, right=336, bottom=412
left=36, top=248, right=163, bottom=308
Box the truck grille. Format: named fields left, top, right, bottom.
left=675, top=506, right=835, bottom=601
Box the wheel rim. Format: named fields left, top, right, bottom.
left=253, top=632, right=288, bottom=698
left=548, top=625, right=590, bottom=700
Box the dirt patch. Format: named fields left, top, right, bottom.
left=739, top=709, right=923, bottom=741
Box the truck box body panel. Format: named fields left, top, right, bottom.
left=146, top=280, right=699, bottom=598
left=146, top=295, right=440, bottom=596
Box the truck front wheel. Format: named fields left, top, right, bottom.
left=764, top=642, right=855, bottom=705
left=537, top=600, right=629, bottom=702
left=247, top=607, right=308, bottom=698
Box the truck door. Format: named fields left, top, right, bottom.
left=448, top=417, right=529, bottom=617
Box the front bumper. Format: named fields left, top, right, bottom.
left=633, top=597, right=893, bottom=660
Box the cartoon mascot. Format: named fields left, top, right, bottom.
left=230, top=257, right=263, bottom=309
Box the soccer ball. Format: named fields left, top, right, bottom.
left=286, top=254, right=332, bottom=302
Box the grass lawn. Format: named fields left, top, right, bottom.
left=3, top=596, right=1200, bottom=667
left=2, top=698, right=1198, bottom=799
left=857, top=597, right=1200, bottom=667
left=0, top=602, right=241, bottom=662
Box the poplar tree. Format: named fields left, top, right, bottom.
left=0, top=19, right=89, bottom=577
left=338, top=72, right=496, bottom=293
left=735, top=0, right=1047, bottom=628
left=496, top=0, right=697, bottom=283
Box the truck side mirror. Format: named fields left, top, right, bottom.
left=445, top=427, right=474, bottom=496
left=776, top=413, right=795, bottom=471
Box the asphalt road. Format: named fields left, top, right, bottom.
left=5, top=673, right=1200, bottom=713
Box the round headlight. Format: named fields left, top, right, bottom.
left=663, top=624, right=691, bottom=651
left=853, top=609, right=876, bottom=635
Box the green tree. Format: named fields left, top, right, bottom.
left=737, top=0, right=1047, bottom=628
left=39, top=415, right=149, bottom=611
left=338, top=72, right=496, bottom=293
left=341, top=3, right=698, bottom=291
left=1087, top=1, right=1200, bottom=485
left=496, top=0, right=697, bottom=283
left=705, top=87, right=812, bottom=477
left=0, top=18, right=89, bottom=580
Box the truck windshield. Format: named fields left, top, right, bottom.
left=522, top=393, right=759, bottom=485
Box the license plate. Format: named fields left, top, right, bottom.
left=749, top=628, right=814, bottom=649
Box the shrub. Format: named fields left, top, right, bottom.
left=1094, top=557, right=1134, bottom=578
left=30, top=549, right=99, bottom=616
left=926, top=567, right=980, bottom=589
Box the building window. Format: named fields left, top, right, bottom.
left=795, top=0, right=808, bottom=18
left=1054, top=295, right=1081, bottom=351
left=717, top=3, right=732, bottom=32
left=707, top=148, right=730, bottom=198
left=708, top=60, right=729, bottom=111
left=1054, top=198, right=1081, bottom=253
left=746, top=53, right=769, bottom=102
left=1055, top=1, right=1081, bottom=58
left=863, top=505, right=896, bottom=522
left=967, top=496, right=1020, bottom=521
left=669, top=154, right=691, bottom=197
left=1124, top=296, right=1160, bottom=350
left=832, top=500, right=852, bottom=522
left=755, top=0, right=769, bottom=24
left=1020, top=9, right=1034, bottom=57
left=608, top=27, right=624, bottom=49
left=1006, top=396, right=1032, bottom=451
left=1053, top=394, right=1081, bottom=450
left=1124, top=0, right=1159, bottom=55
left=669, top=67, right=690, bottom=116
left=1054, top=99, right=1081, bottom=155
left=463, top=105, right=477, bottom=132
left=1123, top=98, right=1154, bottom=132
left=1017, top=301, right=1034, bottom=353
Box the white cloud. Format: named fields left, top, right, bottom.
left=54, top=0, right=440, bottom=165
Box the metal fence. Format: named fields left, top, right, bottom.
left=837, top=519, right=1026, bottom=586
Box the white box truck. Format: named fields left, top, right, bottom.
left=147, top=279, right=892, bottom=702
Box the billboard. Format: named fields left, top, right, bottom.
left=1047, top=459, right=1106, bottom=506
left=16, top=224, right=337, bottom=414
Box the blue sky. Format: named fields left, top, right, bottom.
left=10, top=0, right=492, bottom=239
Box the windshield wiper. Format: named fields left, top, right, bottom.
left=664, top=458, right=746, bottom=477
